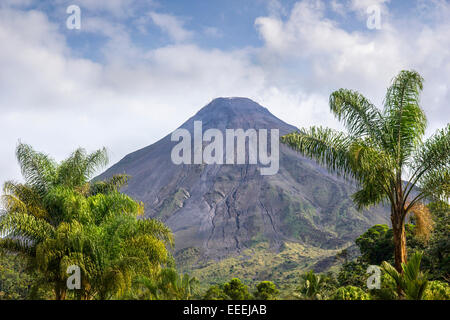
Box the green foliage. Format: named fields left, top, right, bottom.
left=134, top=268, right=198, bottom=300
left=254, top=281, right=279, bottom=300
left=337, top=204, right=449, bottom=301
left=0, top=250, right=35, bottom=300
left=222, top=278, right=252, bottom=300
left=382, top=251, right=428, bottom=300
left=355, top=224, right=419, bottom=265
left=203, top=285, right=229, bottom=300
left=422, top=201, right=449, bottom=281
left=337, top=259, right=369, bottom=288
left=369, top=273, right=398, bottom=300
left=331, top=286, right=370, bottom=300
left=297, top=270, right=326, bottom=300
left=89, top=174, right=130, bottom=196
left=423, top=281, right=450, bottom=300
left=356, top=224, right=393, bottom=264
left=203, top=279, right=278, bottom=300
left=282, top=70, right=450, bottom=271
left=0, top=143, right=173, bottom=300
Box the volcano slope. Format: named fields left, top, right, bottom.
left=97, top=97, right=389, bottom=285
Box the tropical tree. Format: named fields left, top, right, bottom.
left=422, top=201, right=450, bottom=281
left=0, top=143, right=108, bottom=299
left=282, top=70, right=450, bottom=273
left=355, top=223, right=421, bottom=265
left=0, top=143, right=174, bottom=299
left=382, top=251, right=428, bottom=300
left=254, top=281, right=279, bottom=300
left=0, top=248, right=37, bottom=300
left=222, top=278, right=252, bottom=300
left=35, top=206, right=173, bottom=300
left=297, top=270, right=326, bottom=300
left=202, top=285, right=229, bottom=300
left=134, top=268, right=198, bottom=300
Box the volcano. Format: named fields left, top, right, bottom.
left=97, top=97, right=389, bottom=262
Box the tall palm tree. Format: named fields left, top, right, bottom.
left=0, top=143, right=108, bottom=247
left=1, top=143, right=174, bottom=300
left=282, top=70, right=449, bottom=273
left=0, top=143, right=107, bottom=299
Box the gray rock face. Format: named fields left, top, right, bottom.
left=97, top=97, right=389, bottom=259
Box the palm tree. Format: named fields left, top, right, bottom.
left=382, top=251, right=428, bottom=300
left=134, top=268, right=198, bottom=300
left=0, top=143, right=108, bottom=299
left=0, top=143, right=174, bottom=300
left=297, top=270, right=326, bottom=300
left=282, top=70, right=449, bottom=273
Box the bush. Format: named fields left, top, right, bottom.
left=369, top=273, right=397, bottom=300
left=331, top=286, right=370, bottom=300
left=297, top=270, right=326, bottom=300
left=337, top=259, right=369, bottom=288
left=254, top=281, right=279, bottom=300
left=381, top=251, right=428, bottom=300
left=223, top=278, right=252, bottom=300
left=424, top=281, right=450, bottom=300
left=203, top=285, right=228, bottom=300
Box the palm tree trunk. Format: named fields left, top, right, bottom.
left=391, top=210, right=407, bottom=272
left=391, top=208, right=407, bottom=298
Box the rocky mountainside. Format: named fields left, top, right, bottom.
left=97, top=97, right=390, bottom=264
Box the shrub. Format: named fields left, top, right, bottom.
left=297, top=270, right=326, bottom=300
left=203, top=285, right=228, bottom=300
left=382, top=251, right=428, bottom=300
left=423, top=281, right=450, bottom=300
left=331, top=286, right=370, bottom=300
left=254, top=281, right=279, bottom=300
left=223, top=278, right=252, bottom=300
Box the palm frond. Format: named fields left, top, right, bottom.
left=15, top=143, right=57, bottom=196
left=0, top=237, right=35, bottom=255
left=89, top=174, right=130, bottom=196
left=57, top=147, right=108, bottom=188
left=330, top=89, right=384, bottom=141
left=405, top=124, right=450, bottom=203
left=281, top=127, right=355, bottom=179
left=383, top=70, right=427, bottom=165
left=0, top=211, right=55, bottom=242
left=2, top=181, right=48, bottom=219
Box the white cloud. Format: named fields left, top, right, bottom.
left=0, top=6, right=266, bottom=187
left=203, top=26, right=223, bottom=38
left=255, top=0, right=450, bottom=133
left=148, top=11, right=193, bottom=42
left=57, top=0, right=142, bottom=18
left=0, top=0, right=449, bottom=192
left=330, top=0, right=346, bottom=16
left=348, top=0, right=390, bottom=14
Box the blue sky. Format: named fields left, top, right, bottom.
left=13, top=0, right=424, bottom=55
left=0, top=0, right=449, bottom=186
